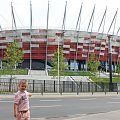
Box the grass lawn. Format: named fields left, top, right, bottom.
left=48, top=71, right=94, bottom=76
left=0, top=69, right=28, bottom=75
left=90, top=77, right=120, bottom=83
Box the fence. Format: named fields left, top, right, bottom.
left=0, top=78, right=119, bottom=94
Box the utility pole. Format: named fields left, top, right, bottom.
left=108, top=35, right=113, bottom=91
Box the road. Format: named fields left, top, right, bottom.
left=1, top=95, right=120, bottom=120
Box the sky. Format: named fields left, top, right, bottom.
left=0, top=0, right=120, bottom=35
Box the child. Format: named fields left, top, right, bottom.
left=14, top=79, right=32, bottom=120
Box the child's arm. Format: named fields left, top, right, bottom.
left=14, top=103, right=18, bottom=118
left=29, top=92, right=32, bottom=97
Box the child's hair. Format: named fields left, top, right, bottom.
left=18, top=79, right=28, bottom=86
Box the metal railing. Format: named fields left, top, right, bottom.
left=0, top=78, right=119, bottom=95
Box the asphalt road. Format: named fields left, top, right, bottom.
left=1, top=95, right=120, bottom=120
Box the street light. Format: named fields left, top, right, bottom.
left=55, top=32, right=64, bottom=93
left=108, top=35, right=113, bottom=91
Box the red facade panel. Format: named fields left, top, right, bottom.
left=23, top=54, right=30, bottom=59
left=112, top=54, right=117, bottom=62
left=70, top=44, right=77, bottom=48
left=63, top=48, right=70, bottom=51
left=16, top=38, right=22, bottom=42
left=91, top=35, right=96, bottom=38
left=31, top=35, right=46, bottom=39
left=23, top=42, right=30, bottom=50
left=0, top=37, right=6, bottom=40
left=22, top=32, right=30, bottom=36
left=64, top=54, right=70, bottom=59
left=116, top=39, right=120, bottom=42
left=84, top=37, right=90, bottom=40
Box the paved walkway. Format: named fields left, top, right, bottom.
left=1, top=92, right=120, bottom=120
left=65, top=110, right=120, bottom=120
left=0, top=92, right=120, bottom=98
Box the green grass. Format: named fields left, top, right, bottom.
left=48, top=71, right=94, bottom=76
left=90, top=77, right=120, bottom=83
left=0, top=69, right=28, bottom=75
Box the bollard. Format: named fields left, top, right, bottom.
left=32, top=80, right=35, bottom=93
left=91, top=84, right=93, bottom=95
left=41, top=83, right=43, bottom=96
left=77, top=86, right=79, bottom=95
left=104, top=86, right=106, bottom=95
left=60, top=84, right=62, bottom=95
left=117, top=86, right=118, bottom=94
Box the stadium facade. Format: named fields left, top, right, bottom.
left=0, top=29, right=119, bottom=71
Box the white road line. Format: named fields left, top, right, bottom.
left=111, top=98, right=120, bottom=100
left=0, top=101, right=13, bottom=102
left=40, top=99, right=62, bottom=102
left=68, top=113, right=87, bottom=117
left=31, top=118, right=45, bottom=120
left=79, top=98, right=96, bottom=100
left=107, top=102, right=120, bottom=104
left=31, top=105, right=62, bottom=108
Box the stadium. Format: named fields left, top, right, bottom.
left=0, top=1, right=120, bottom=72
left=0, top=28, right=119, bottom=71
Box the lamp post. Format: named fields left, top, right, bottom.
left=55, top=32, right=64, bottom=93
left=108, top=35, right=113, bottom=91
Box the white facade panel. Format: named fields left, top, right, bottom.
left=31, top=44, right=39, bottom=48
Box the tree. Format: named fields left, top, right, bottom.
left=116, top=62, right=120, bottom=79
left=88, top=54, right=100, bottom=76
left=51, top=47, right=68, bottom=76
left=51, top=47, right=68, bottom=93
left=3, top=39, right=24, bottom=91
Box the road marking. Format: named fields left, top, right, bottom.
left=111, top=98, right=120, bottom=100
left=31, top=105, right=62, bottom=108
left=40, top=99, right=62, bottom=102
left=0, top=100, right=13, bottom=102
left=107, top=101, right=120, bottom=104
left=68, top=113, right=87, bottom=117
left=79, top=98, right=96, bottom=100
left=31, top=118, right=45, bottom=120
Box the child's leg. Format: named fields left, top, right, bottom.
left=15, top=112, right=22, bottom=120
left=16, top=111, right=30, bottom=120
left=22, top=110, right=30, bottom=120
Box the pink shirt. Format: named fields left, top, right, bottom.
left=14, top=90, right=30, bottom=112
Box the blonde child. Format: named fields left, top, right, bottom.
left=14, top=79, right=32, bottom=120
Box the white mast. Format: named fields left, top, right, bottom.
left=30, top=0, right=32, bottom=70
left=45, top=1, right=49, bottom=71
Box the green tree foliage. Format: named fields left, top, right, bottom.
left=3, top=39, right=24, bottom=92
left=51, top=47, right=68, bottom=76
left=116, top=62, right=120, bottom=79
left=3, top=39, right=24, bottom=75
left=88, top=54, right=100, bottom=76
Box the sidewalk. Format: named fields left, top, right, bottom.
left=0, top=92, right=120, bottom=98
left=65, top=110, right=120, bottom=120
